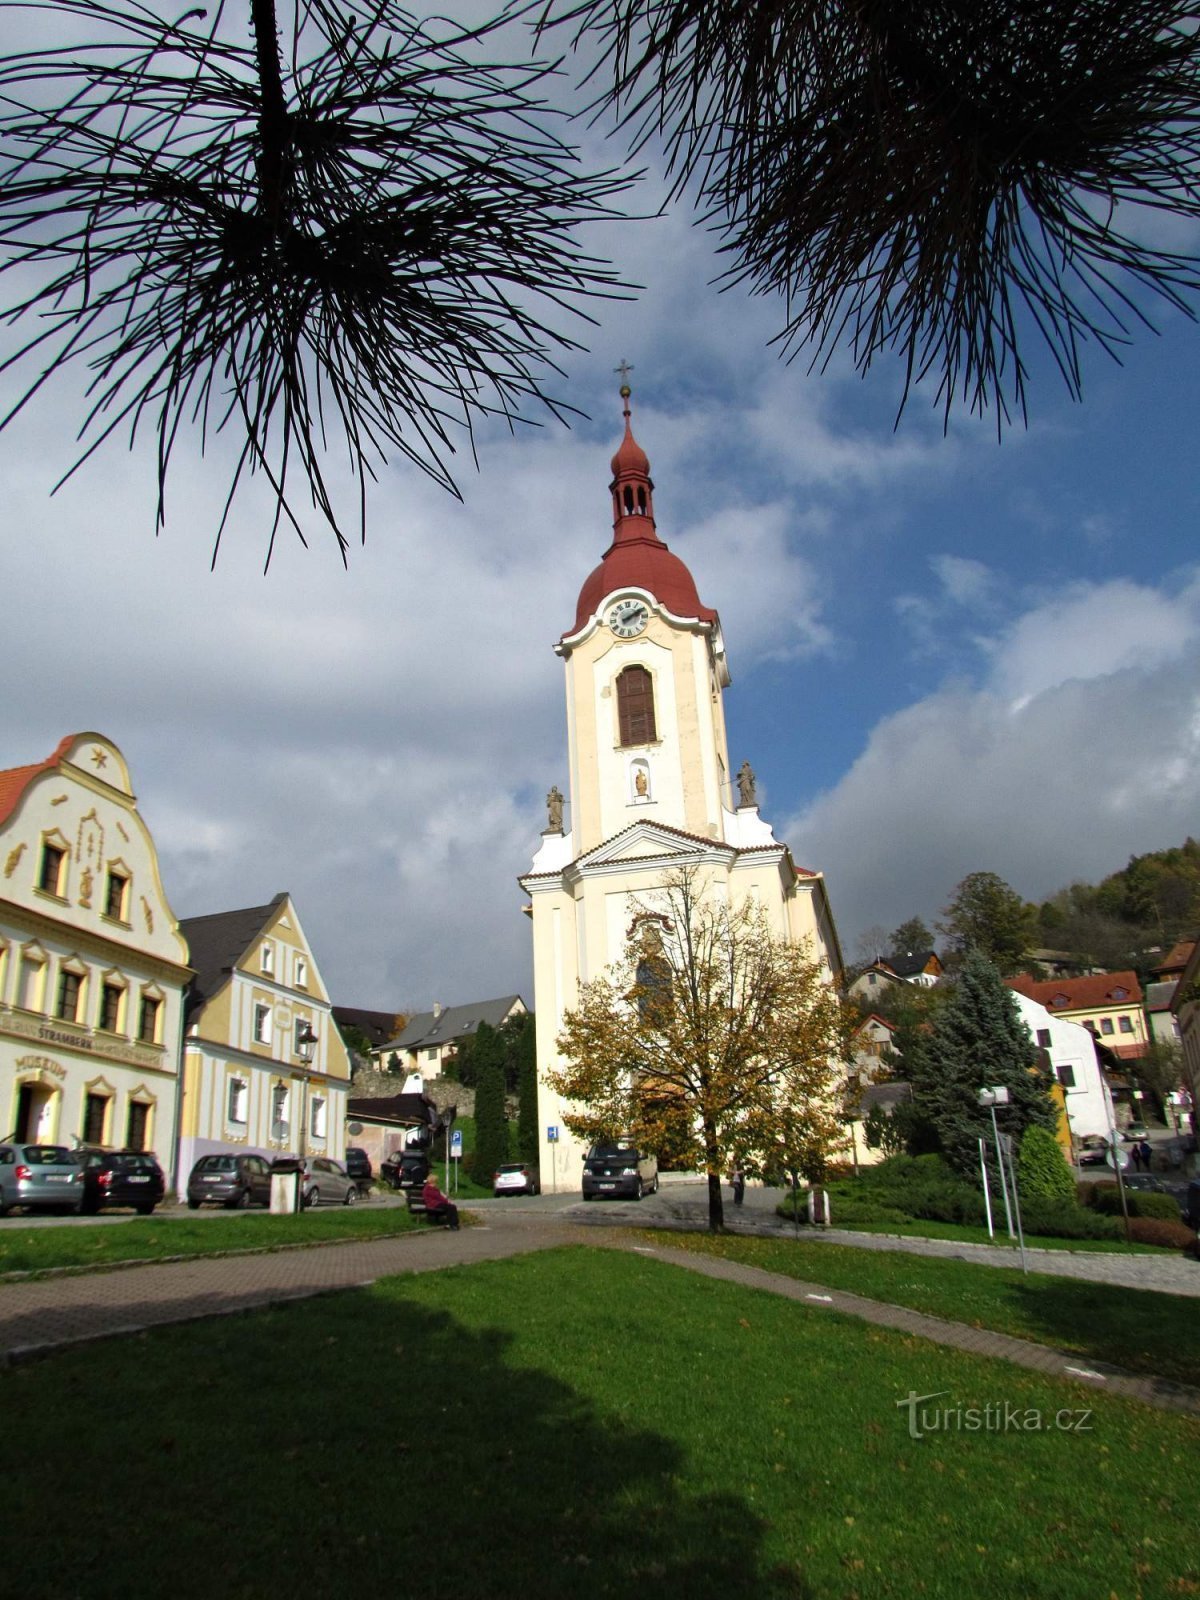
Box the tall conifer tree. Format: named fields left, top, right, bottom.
left=911, top=950, right=1059, bottom=1178
left=471, top=1021, right=508, bottom=1186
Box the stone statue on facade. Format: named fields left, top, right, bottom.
left=545, top=785, right=564, bottom=832
left=736, top=760, right=757, bottom=808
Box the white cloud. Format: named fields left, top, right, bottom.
left=787, top=587, right=1200, bottom=953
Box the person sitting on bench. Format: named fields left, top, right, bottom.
left=421, top=1173, right=459, bottom=1230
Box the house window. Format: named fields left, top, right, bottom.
left=82, top=1092, right=109, bottom=1146
left=1100, top=1018, right=1114, bottom=1035
left=99, top=981, right=124, bottom=1034
left=310, top=1097, right=327, bottom=1139
left=294, top=1018, right=315, bottom=1058
left=616, top=665, right=657, bottom=746
left=126, top=1101, right=150, bottom=1151
left=425, top=1047, right=438, bottom=1061
left=104, top=870, right=129, bottom=921
left=38, top=842, right=66, bottom=896
left=56, top=967, right=83, bottom=1023
left=1036, top=1029, right=1051, bottom=1048
left=295, top=956, right=308, bottom=990
left=270, top=1084, right=289, bottom=1140
left=1056, top=1064, right=1076, bottom=1089
left=138, top=994, right=161, bottom=1045
left=17, top=952, right=46, bottom=1012
left=253, top=1003, right=272, bottom=1045
left=261, top=942, right=274, bottom=977
left=227, top=1078, right=248, bottom=1125
left=1118, top=1016, right=1134, bottom=1034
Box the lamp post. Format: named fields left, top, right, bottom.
left=979, top=1085, right=1029, bottom=1274
left=295, top=1020, right=318, bottom=1161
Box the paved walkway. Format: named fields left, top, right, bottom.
left=573, top=1194, right=1200, bottom=1296
left=1, top=1209, right=1197, bottom=1417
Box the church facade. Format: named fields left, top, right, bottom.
left=520, top=386, right=842, bottom=1194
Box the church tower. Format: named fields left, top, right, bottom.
left=520, top=382, right=842, bottom=1192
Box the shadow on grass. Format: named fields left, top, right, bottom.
left=1005, top=1275, right=1200, bottom=1391
left=0, top=1285, right=810, bottom=1600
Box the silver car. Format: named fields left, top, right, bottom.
left=0, top=1144, right=86, bottom=1215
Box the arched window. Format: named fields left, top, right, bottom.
left=617, top=665, right=656, bottom=746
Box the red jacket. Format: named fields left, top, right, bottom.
left=422, top=1179, right=448, bottom=1209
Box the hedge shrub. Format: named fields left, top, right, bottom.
left=1088, top=1187, right=1183, bottom=1221
left=1018, top=1197, right=1122, bottom=1239
left=1126, top=1217, right=1198, bottom=1250
left=1017, top=1124, right=1076, bottom=1201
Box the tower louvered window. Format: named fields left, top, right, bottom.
left=617, top=665, right=656, bottom=746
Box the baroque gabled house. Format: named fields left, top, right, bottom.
left=177, top=892, right=351, bottom=1191
left=0, top=733, right=191, bottom=1174
left=519, top=384, right=842, bottom=1192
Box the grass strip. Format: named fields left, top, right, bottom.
left=1, top=1246, right=1194, bottom=1599
left=776, top=1205, right=1165, bottom=1252
left=0, top=1205, right=423, bottom=1278
left=646, top=1230, right=1200, bottom=1387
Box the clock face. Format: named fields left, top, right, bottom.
left=608, top=598, right=649, bottom=637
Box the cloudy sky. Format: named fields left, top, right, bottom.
left=3, top=6, right=1199, bottom=1009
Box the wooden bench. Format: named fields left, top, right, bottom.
left=404, top=1187, right=453, bottom=1226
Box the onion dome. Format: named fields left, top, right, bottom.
left=569, top=383, right=716, bottom=634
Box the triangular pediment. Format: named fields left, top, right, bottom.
left=576, top=820, right=734, bottom=869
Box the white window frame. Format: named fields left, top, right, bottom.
left=310, top=1096, right=327, bottom=1139
left=261, top=942, right=274, bottom=976
left=294, top=955, right=308, bottom=989
left=270, top=1083, right=289, bottom=1140
left=227, top=1077, right=248, bottom=1125
left=253, top=1003, right=272, bottom=1045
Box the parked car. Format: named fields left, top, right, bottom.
left=1121, top=1173, right=1171, bottom=1194
left=1124, top=1121, right=1149, bottom=1139
left=581, top=1141, right=658, bottom=1201
left=381, top=1150, right=429, bottom=1190
left=186, top=1152, right=272, bottom=1210
left=269, top=1155, right=358, bottom=1207
left=77, top=1150, right=166, bottom=1215
left=1183, top=1180, right=1200, bottom=1230
left=493, top=1161, right=540, bottom=1197
left=1079, top=1143, right=1129, bottom=1169
left=0, top=1143, right=86, bottom=1215
left=344, top=1147, right=373, bottom=1192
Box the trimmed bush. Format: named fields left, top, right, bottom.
left=1018, top=1197, right=1121, bottom=1240
left=1089, top=1187, right=1183, bottom=1221
left=1126, top=1217, right=1198, bottom=1250
left=1017, top=1125, right=1076, bottom=1202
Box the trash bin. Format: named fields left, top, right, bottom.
left=270, top=1168, right=301, bottom=1214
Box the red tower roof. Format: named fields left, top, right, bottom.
left=568, top=385, right=716, bottom=636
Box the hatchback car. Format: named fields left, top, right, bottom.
left=344, top=1147, right=373, bottom=1192
left=187, top=1152, right=273, bottom=1210
left=381, top=1150, right=429, bottom=1190
left=270, top=1155, right=358, bottom=1207
left=581, top=1142, right=658, bottom=1201
left=493, top=1162, right=540, bottom=1197
left=77, top=1150, right=166, bottom=1215
left=0, top=1144, right=86, bottom=1215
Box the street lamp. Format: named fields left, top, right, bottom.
left=978, top=1085, right=1028, bottom=1273
left=296, top=1021, right=318, bottom=1159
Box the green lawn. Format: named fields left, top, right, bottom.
left=649, top=1230, right=1200, bottom=1387
left=775, top=1204, right=1164, bottom=1253
left=0, top=1204, right=422, bottom=1277
left=1, top=1247, right=1194, bottom=1599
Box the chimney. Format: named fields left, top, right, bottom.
left=432, top=1001, right=443, bottom=1020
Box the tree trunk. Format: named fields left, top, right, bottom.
left=705, top=1128, right=725, bottom=1232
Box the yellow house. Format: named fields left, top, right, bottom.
left=519, top=385, right=843, bottom=1193
left=177, top=893, right=351, bottom=1194
left=0, top=733, right=191, bottom=1177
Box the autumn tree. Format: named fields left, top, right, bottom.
left=938, top=871, right=1037, bottom=974
left=549, top=869, right=853, bottom=1232
left=888, top=917, right=934, bottom=958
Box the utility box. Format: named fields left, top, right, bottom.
left=270, top=1169, right=301, bottom=1214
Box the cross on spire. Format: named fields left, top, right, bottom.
left=614, top=358, right=634, bottom=387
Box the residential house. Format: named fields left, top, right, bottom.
left=1172, top=939, right=1200, bottom=1133
left=345, top=1091, right=440, bottom=1171
left=1007, top=971, right=1150, bottom=1063
left=0, top=734, right=191, bottom=1177
left=847, top=949, right=941, bottom=1004
left=332, top=1005, right=408, bottom=1067
left=377, top=995, right=526, bottom=1079
left=1008, top=989, right=1115, bottom=1146
left=177, top=893, right=351, bottom=1192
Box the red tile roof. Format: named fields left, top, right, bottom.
left=0, top=734, right=77, bottom=829
left=1008, top=971, right=1144, bottom=1009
